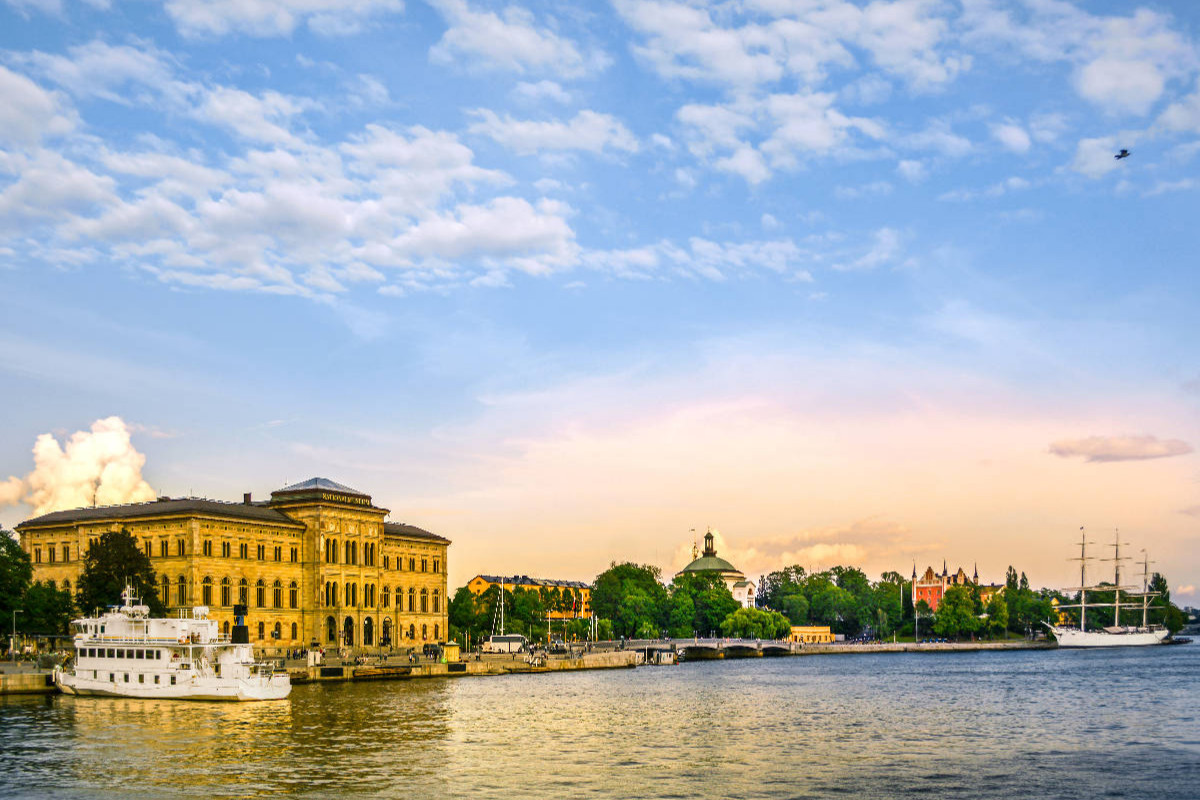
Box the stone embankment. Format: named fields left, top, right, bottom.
left=795, top=640, right=1056, bottom=655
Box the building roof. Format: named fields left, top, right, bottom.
left=471, top=574, right=591, bottom=589
left=679, top=555, right=741, bottom=574
left=383, top=521, right=450, bottom=544
left=15, top=497, right=305, bottom=530
left=273, top=477, right=369, bottom=496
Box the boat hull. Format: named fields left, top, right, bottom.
left=1049, top=626, right=1169, bottom=648
left=56, top=670, right=291, bottom=701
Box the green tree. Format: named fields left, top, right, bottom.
left=448, top=586, right=479, bottom=645
left=720, top=607, right=791, bottom=639
left=985, top=593, right=1009, bottom=639
left=0, top=530, right=33, bottom=629
left=591, top=562, right=668, bottom=635
left=933, top=586, right=978, bottom=640
left=779, top=593, right=809, bottom=625
left=76, top=528, right=164, bottom=615
left=22, top=581, right=74, bottom=636
left=667, top=592, right=696, bottom=637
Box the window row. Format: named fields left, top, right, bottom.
left=323, top=616, right=440, bottom=647
left=33, top=545, right=71, bottom=564
left=163, top=577, right=300, bottom=610
left=322, top=583, right=440, bottom=613
left=323, top=540, right=379, bottom=566
left=79, top=647, right=163, bottom=660
left=144, top=539, right=298, bottom=562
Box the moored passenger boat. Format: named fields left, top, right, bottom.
left=56, top=588, right=290, bottom=701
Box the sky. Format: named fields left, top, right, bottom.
left=0, top=0, right=1197, bottom=602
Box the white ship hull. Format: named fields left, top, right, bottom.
left=1049, top=625, right=1169, bottom=648
left=56, top=669, right=291, bottom=701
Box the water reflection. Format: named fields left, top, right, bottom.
left=2, top=646, right=1198, bottom=799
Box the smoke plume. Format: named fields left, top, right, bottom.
left=1, top=417, right=157, bottom=515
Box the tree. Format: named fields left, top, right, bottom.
left=591, top=562, right=668, bottom=634
left=0, top=530, right=33, bottom=627
left=22, top=581, right=74, bottom=636
left=670, top=572, right=739, bottom=637
left=720, top=607, right=791, bottom=639
left=933, top=586, right=978, bottom=640
left=76, top=528, right=164, bottom=615
left=779, top=593, right=809, bottom=625
left=985, top=593, right=1009, bottom=639
left=448, top=586, right=479, bottom=645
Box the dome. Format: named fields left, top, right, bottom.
left=680, top=555, right=739, bottom=574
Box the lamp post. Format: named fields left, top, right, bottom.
left=10, top=609, right=22, bottom=661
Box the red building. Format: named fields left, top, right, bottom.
left=912, top=562, right=976, bottom=612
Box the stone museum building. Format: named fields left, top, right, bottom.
left=15, top=478, right=450, bottom=652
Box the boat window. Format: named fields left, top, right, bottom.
left=99, top=625, right=105, bottom=634
left=124, top=674, right=129, bottom=682
left=107, top=649, right=115, bottom=658
left=170, top=676, right=176, bottom=685
left=135, top=650, right=143, bottom=659
left=116, top=649, right=124, bottom=659
left=110, top=674, right=115, bottom=682
left=154, top=676, right=160, bottom=684
left=138, top=674, right=144, bottom=683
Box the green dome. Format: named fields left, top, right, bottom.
left=680, top=555, right=739, bottom=573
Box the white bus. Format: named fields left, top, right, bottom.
left=482, top=634, right=527, bottom=654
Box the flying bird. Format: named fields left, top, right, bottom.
left=1115, top=149, right=1131, bottom=160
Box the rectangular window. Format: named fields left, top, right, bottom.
left=433, top=558, right=439, bottom=574
left=124, top=674, right=129, bottom=683
left=177, top=539, right=185, bottom=556
left=409, top=557, right=415, bottom=571
left=170, top=676, right=176, bottom=685
left=274, top=546, right=281, bottom=562
left=110, top=674, right=115, bottom=682
left=384, top=555, right=390, bottom=570
left=154, top=675, right=160, bottom=684
left=203, top=540, right=213, bottom=557
left=48, top=546, right=56, bottom=563
left=34, top=548, right=41, bottom=563
left=290, top=546, right=298, bottom=563
left=116, top=649, right=124, bottom=659
left=222, top=541, right=231, bottom=558
left=138, top=674, right=144, bottom=683
left=145, top=541, right=152, bottom=558
left=63, top=545, right=70, bottom=562
left=257, top=544, right=265, bottom=561
left=160, top=540, right=168, bottom=558
left=421, top=559, right=427, bottom=573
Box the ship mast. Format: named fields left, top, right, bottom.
left=1068, top=527, right=1094, bottom=631
left=1101, top=529, right=1131, bottom=627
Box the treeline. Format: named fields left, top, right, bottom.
left=448, top=582, right=592, bottom=646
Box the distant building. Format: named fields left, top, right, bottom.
left=912, top=562, right=1000, bottom=612
left=16, top=477, right=449, bottom=651
left=788, top=625, right=834, bottom=644
left=675, top=529, right=756, bottom=608
left=466, top=575, right=592, bottom=619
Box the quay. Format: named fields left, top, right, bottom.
left=1, top=638, right=1058, bottom=696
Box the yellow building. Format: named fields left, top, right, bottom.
left=466, top=575, right=592, bottom=619
left=788, top=626, right=834, bottom=644
left=15, top=478, right=449, bottom=653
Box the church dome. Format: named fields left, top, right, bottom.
left=676, top=529, right=745, bottom=579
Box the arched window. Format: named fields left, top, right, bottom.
left=434, top=623, right=439, bottom=641
left=421, top=624, right=428, bottom=641
left=326, top=616, right=336, bottom=643
left=238, top=578, right=248, bottom=605
left=256, top=579, right=265, bottom=608
left=63, top=579, right=71, bottom=593
left=177, top=576, right=187, bottom=605
left=408, top=623, right=415, bottom=640
left=291, top=622, right=297, bottom=640
left=432, top=589, right=440, bottom=614
left=201, top=576, right=213, bottom=606
left=161, top=575, right=170, bottom=605
left=364, top=617, right=374, bottom=646
left=420, top=588, right=428, bottom=613
left=382, top=586, right=390, bottom=608
left=273, top=580, right=282, bottom=609
left=222, top=620, right=230, bottom=636
left=289, top=581, right=298, bottom=609
left=382, top=618, right=392, bottom=646
left=220, top=578, right=231, bottom=606
left=257, top=621, right=264, bottom=640
left=343, top=616, right=354, bottom=646
left=408, top=587, right=415, bottom=612
left=273, top=622, right=282, bottom=640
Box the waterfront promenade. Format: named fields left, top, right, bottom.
left=0, top=637, right=1056, bottom=695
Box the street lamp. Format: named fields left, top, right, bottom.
left=10, top=609, right=22, bottom=661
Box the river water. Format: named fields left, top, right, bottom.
left=2, top=645, right=1198, bottom=799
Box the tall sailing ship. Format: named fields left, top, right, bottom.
left=1048, top=528, right=1169, bottom=648
left=56, top=587, right=291, bottom=700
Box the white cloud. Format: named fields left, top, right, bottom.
left=0, top=66, right=76, bottom=147
left=512, top=80, right=572, bottom=105
left=582, top=237, right=809, bottom=282
left=896, top=159, right=926, bottom=182
left=0, top=417, right=156, bottom=515
left=903, top=121, right=971, bottom=158
left=1049, top=435, right=1193, bottom=463
left=991, top=121, right=1031, bottom=153
left=1075, top=58, right=1164, bottom=117
left=1159, top=78, right=1200, bottom=134
left=835, top=226, right=901, bottom=271
left=195, top=87, right=314, bottom=145
left=1070, top=136, right=1123, bottom=180
left=164, top=0, right=403, bottom=38
left=714, top=146, right=771, bottom=184
left=428, top=0, right=601, bottom=78
left=468, top=109, right=639, bottom=155
left=835, top=181, right=893, bottom=200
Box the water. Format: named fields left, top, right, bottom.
left=3, top=646, right=1198, bottom=799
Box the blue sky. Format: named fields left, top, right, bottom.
left=1, top=0, right=1198, bottom=597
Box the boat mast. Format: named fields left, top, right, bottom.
left=1138, top=550, right=1156, bottom=628
left=1069, top=527, right=1094, bottom=631
left=1102, top=529, right=1130, bottom=627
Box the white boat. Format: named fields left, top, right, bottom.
left=55, top=587, right=291, bottom=701
left=1047, top=529, right=1169, bottom=648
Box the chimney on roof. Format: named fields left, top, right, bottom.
left=243, top=492, right=252, bottom=505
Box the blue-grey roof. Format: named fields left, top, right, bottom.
left=16, top=497, right=304, bottom=530
left=275, top=477, right=367, bottom=496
